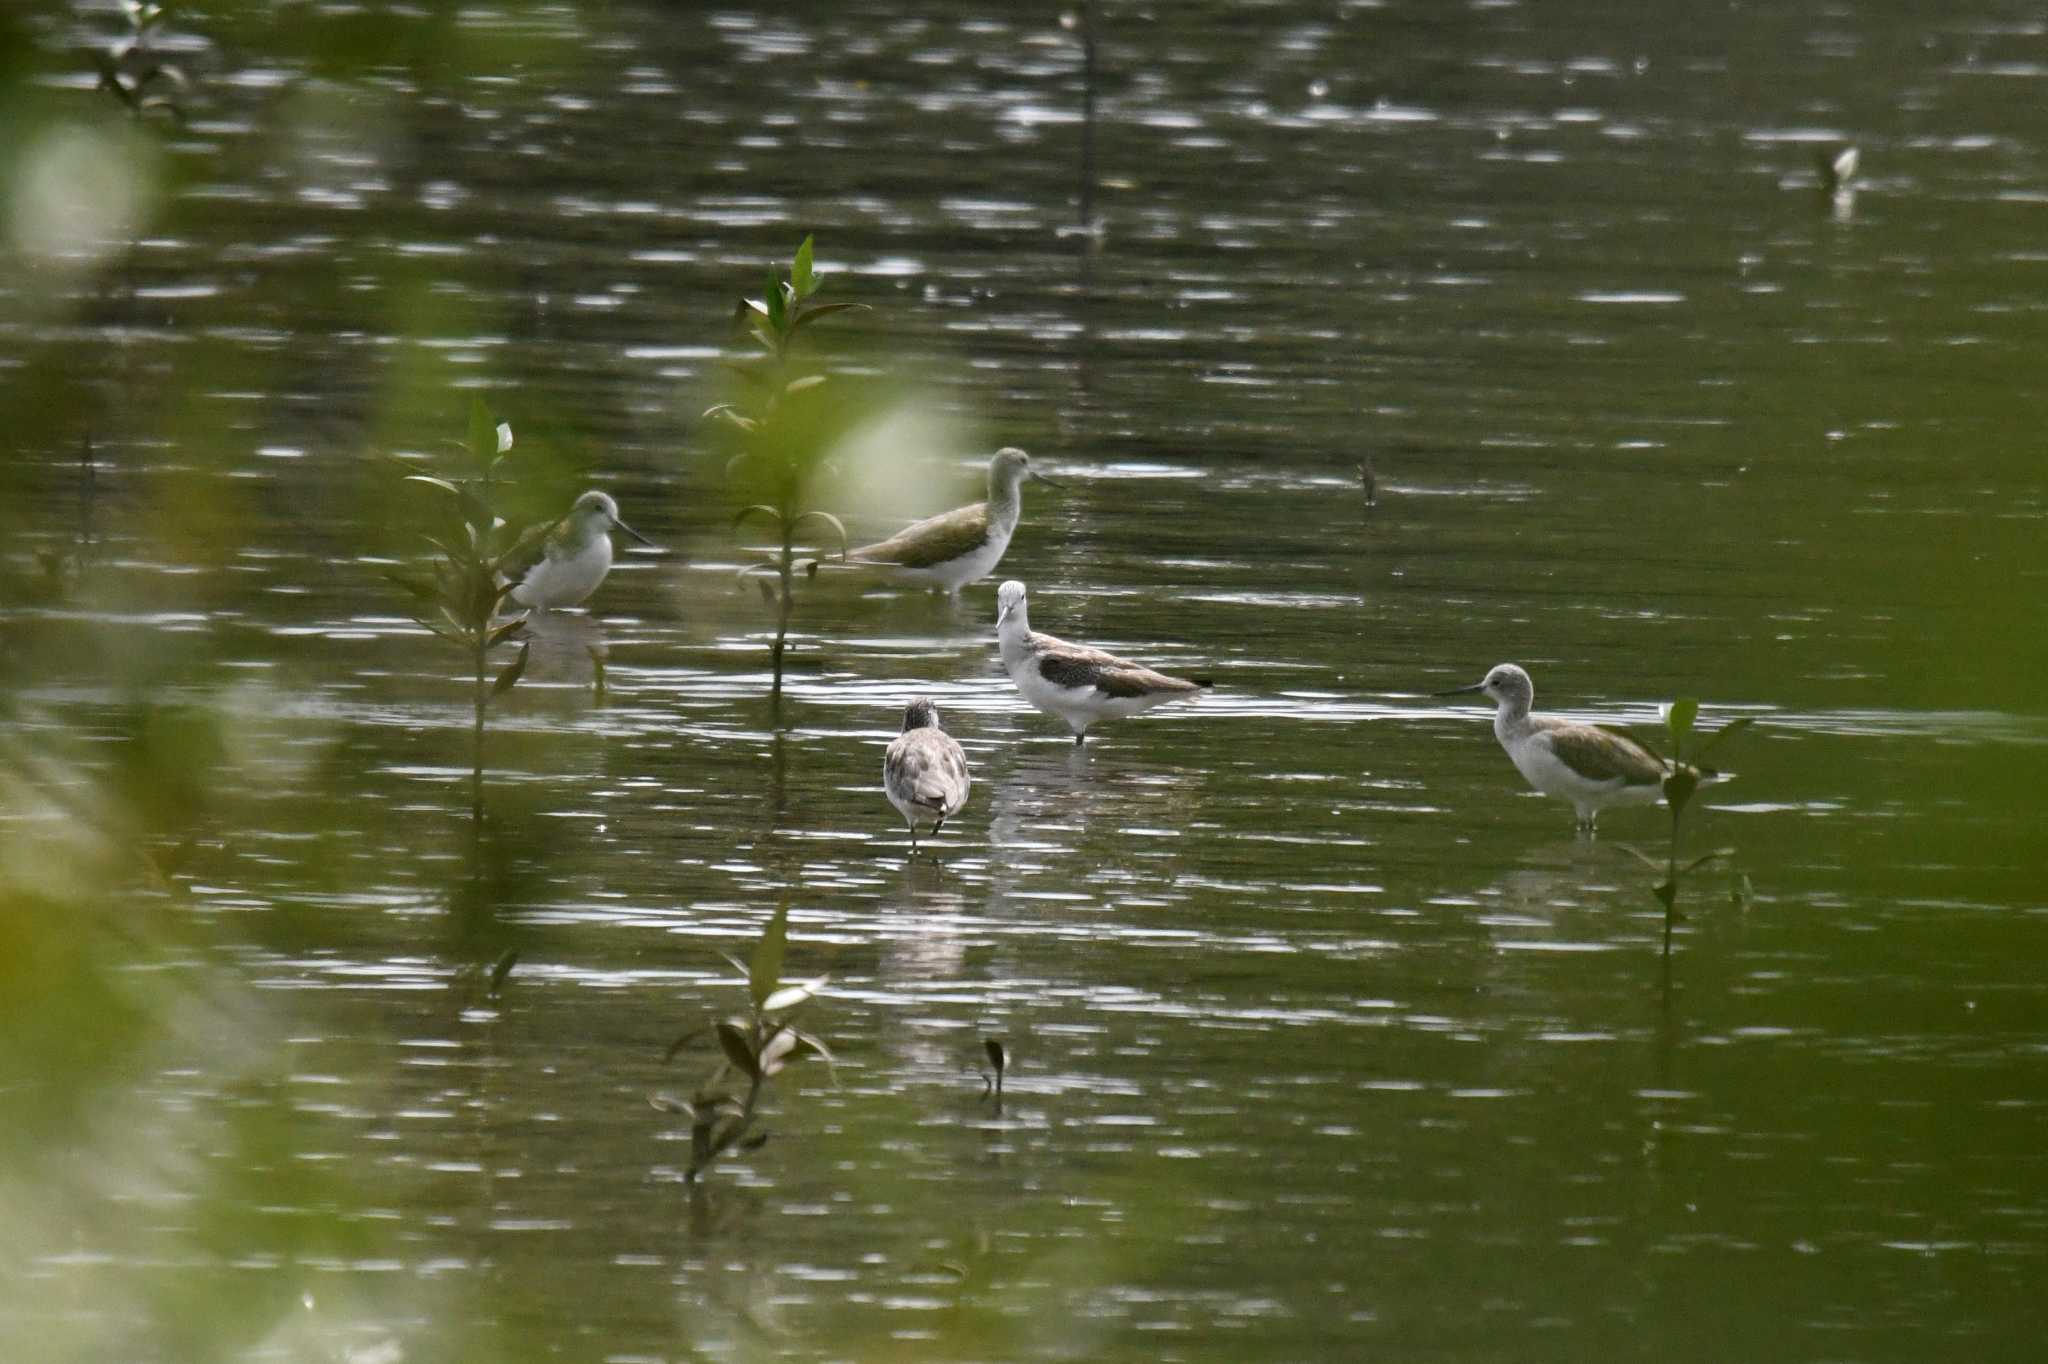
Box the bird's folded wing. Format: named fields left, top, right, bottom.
left=851, top=502, right=990, bottom=568
left=888, top=735, right=968, bottom=808
left=1544, top=724, right=1666, bottom=785
left=1035, top=638, right=1201, bottom=698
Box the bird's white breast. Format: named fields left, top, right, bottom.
left=513, top=536, right=613, bottom=609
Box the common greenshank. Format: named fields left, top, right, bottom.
left=995, top=579, right=1212, bottom=745
left=509, top=491, right=651, bottom=611
left=1435, top=663, right=1667, bottom=832
left=883, top=696, right=971, bottom=850
left=838, top=448, right=1060, bottom=597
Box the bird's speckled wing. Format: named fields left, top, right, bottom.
left=851, top=502, right=991, bottom=569
left=1032, top=634, right=1205, bottom=699
left=1537, top=720, right=1666, bottom=786
left=885, top=730, right=970, bottom=813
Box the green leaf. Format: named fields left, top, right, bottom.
left=1661, top=767, right=1699, bottom=813
left=732, top=504, right=784, bottom=535
left=1690, top=715, right=1757, bottom=766
left=790, top=509, right=849, bottom=560
left=788, top=1027, right=838, bottom=1084
left=1684, top=848, right=1737, bottom=874
left=491, top=640, right=530, bottom=696
left=662, top=1025, right=712, bottom=1065
left=1612, top=842, right=1665, bottom=871
left=985, top=1038, right=1006, bottom=1074
left=791, top=235, right=815, bottom=300
left=764, top=271, right=787, bottom=333
left=467, top=396, right=494, bottom=466
left=759, top=1025, right=799, bottom=1077
left=761, top=975, right=828, bottom=1014
left=749, top=901, right=790, bottom=1013
left=1664, top=697, right=1699, bottom=756
left=403, top=473, right=466, bottom=499
left=716, top=1020, right=760, bottom=1080
left=786, top=301, right=867, bottom=335
left=384, top=570, right=437, bottom=602
left=486, top=618, right=526, bottom=648
left=1652, top=880, right=1676, bottom=912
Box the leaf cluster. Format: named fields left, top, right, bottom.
left=705, top=235, right=868, bottom=517
left=657, top=902, right=835, bottom=1184
left=93, top=1, right=189, bottom=125
left=384, top=399, right=539, bottom=694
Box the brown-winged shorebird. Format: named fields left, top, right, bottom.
left=508, top=491, right=652, bottom=611
left=1434, top=663, right=1669, bottom=832
left=883, top=696, right=971, bottom=851
left=838, top=448, right=1061, bottom=597
left=995, top=579, right=1212, bottom=745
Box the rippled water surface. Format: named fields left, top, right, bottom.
left=6, top=1, right=2048, bottom=1359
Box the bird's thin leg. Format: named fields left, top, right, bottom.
left=932, top=815, right=947, bottom=837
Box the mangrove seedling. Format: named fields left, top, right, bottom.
left=1621, top=699, right=1755, bottom=958
left=386, top=398, right=544, bottom=823
left=706, top=235, right=865, bottom=709
left=656, top=901, right=835, bottom=1185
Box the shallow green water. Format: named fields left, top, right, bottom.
left=4, top=1, right=2047, bottom=1360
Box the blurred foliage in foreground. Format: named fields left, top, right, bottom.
left=0, top=6, right=629, bottom=1358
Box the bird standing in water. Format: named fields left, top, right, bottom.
left=508, top=491, right=651, bottom=611
left=883, top=697, right=972, bottom=851
left=1435, top=663, right=1671, bottom=832
left=995, top=580, right=1212, bottom=745
left=835, top=448, right=1061, bottom=597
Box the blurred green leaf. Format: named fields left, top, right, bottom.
left=716, top=1020, right=760, bottom=1080
left=467, top=397, right=494, bottom=466
left=788, top=1027, right=838, bottom=1083
left=663, top=1025, right=712, bottom=1065
left=749, top=901, right=789, bottom=1012
left=1664, top=697, right=1699, bottom=754
left=1691, top=715, right=1756, bottom=766
left=786, top=301, right=867, bottom=335
left=732, top=504, right=784, bottom=535
left=490, top=640, right=529, bottom=696
left=791, top=234, right=815, bottom=299
left=1684, top=847, right=1737, bottom=874
left=761, top=975, right=827, bottom=1014
left=790, top=509, right=848, bottom=559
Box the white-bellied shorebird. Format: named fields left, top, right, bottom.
left=835, top=448, right=1060, bottom=597
left=1435, top=663, right=1668, bottom=832
left=883, top=696, right=971, bottom=850
left=509, top=491, right=652, bottom=611
left=995, top=579, right=1211, bottom=745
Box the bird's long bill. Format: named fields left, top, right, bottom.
left=613, top=517, right=654, bottom=547
left=1432, top=681, right=1487, bottom=697
left=1031, top=469, right=1067, bottom=489
left=995, top=600, right=1013, bottom=629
